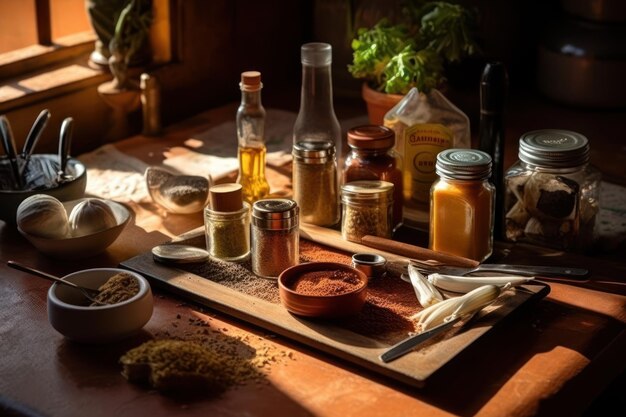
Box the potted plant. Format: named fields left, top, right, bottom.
left=348, top=1, right=479, bottom=124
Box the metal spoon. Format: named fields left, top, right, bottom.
left=0, top=115, right=23, bottom=189
left=7, top=260, right=104, bottom=305
left=20, top=109, right=51, bottom=177
left=57, top=117, right=74, bottom=183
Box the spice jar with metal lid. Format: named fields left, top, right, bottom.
left=341, top=180, right=394, bottom=243
left=504, top=129, right=600, bottom=251
left=292, top=141, right=339, bottom=227
left=204, top=183, right=250, bottom=261
left=343, top=125, right=403, bottom=227
left=430, top=149, right=495, bottom=262
left=251, top=198, right=299, bottom=278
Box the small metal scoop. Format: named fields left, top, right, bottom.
left=351, top=253, right=387, bottom=278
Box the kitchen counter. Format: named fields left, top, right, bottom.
left=0, top=103, right=625, bottom=417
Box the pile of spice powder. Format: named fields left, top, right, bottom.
left=91, top=272, right=139, bottom=306
left=290, top=270, right=363, bottom=296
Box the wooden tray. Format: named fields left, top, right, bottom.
left=120, top=227, right=549, bottom=388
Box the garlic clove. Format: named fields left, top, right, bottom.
left=69, top=198, right=117, bottom=237
left=16, top=194, right=70, bottom=239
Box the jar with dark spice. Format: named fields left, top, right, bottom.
left=343, top=125, right=403, bottom=227
left=341, top=180, right=394, bottom=243
left=204, top=183, right=250, bottom=261
left=504, top=130, right=600, bottom=251
left=251, top=199, right=299, bottom=278
left=292, top=141, right=339, bottom=226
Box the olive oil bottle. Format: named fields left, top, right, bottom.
left=236, top=71, right=270, bottom=204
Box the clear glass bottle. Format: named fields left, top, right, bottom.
left=251, top=199, right=299, bottom=279
left=341, top=180, right=394, bottom=243
left=292, top=142, right=339, bottom=226
left=343, top=125, right=403, bottom=227
left=293, top=43, right=342, bottom=175
left=236, top=71, right=270, bottom=204
left=430, top=149, right=495, bottom=262
left=204, top=183, right=250, bottom=261
left=504, top=129, right=600, bottom=251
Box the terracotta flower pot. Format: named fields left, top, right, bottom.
left=361, top=83, right=404, bottom=126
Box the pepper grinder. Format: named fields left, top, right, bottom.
left=478, top=62, right=508, bottom=240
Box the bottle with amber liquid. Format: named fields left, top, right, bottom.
left=236, top=71, right=270, bottom=204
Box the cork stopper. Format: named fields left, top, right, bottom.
left=209, top=183, right=244, bottom=212
left=240, top=71, right=262, bottom=92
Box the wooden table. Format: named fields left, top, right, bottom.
left=1, top=105, right=625, bottom=417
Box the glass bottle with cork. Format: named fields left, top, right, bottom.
left=430, top=149, right=495, bottom=262
left=236, top=71, right=270, bottom=204
left=204, top=183, right=250, bottom=261
left=343, top=125, right=403, bottom=227
left=293, top=43, right=342, bottom=176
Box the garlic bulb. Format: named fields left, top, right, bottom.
left=69, top=198, right=117, bottom=237
left=16, top=194, right=70, bottom=239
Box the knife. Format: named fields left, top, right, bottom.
left=380, top=315, right=469, bottom=363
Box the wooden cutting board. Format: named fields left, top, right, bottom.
left=120, top=227, right=549, bottom=388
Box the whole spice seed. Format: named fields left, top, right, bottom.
left=206, top=217, right=249, bottom=260
left=290, top=270, right=363, bottom=296
left=342, top=204, right=391, bottom=242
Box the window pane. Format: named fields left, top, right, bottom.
left=50, top=0, right=91, bottom=39
left=0, top=0, right=38, bottom=53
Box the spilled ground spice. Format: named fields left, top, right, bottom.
left=289, top=269, right=364, bottom=296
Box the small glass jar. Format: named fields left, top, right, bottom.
left=504, top=129, right=600, bottom=251
left=204, top=183, right=250, bottom=261
left=343, top=125, right=403, bottom=227
left=341, top=180, right=394, bottom=243
left=292, top=141, right=339, bottom=226
left=251, top=199, right=299, bottom=278
left=430, top=149, right=494, bottom=262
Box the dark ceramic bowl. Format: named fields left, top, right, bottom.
left=0, top=154, right=87, bottom=224
left=278, top=262, right=368, bottom=318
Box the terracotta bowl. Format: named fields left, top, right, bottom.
left=278, top=262, right=368, bottom=318
left=47, top=268, right=153, bottom=343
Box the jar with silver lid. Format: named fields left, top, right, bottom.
left=251, top=198, right=299, bottom=278
left=292, top=141, right=339, bottom=226
left=504, top=129, right=600, bottom=251
left=341, top=180, right=394, bottom=243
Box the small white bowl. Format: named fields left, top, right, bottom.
left=47, top=268, right=153, bottom=343
left=18, top=199, right=132, bottom=260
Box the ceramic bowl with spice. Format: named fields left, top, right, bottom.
left=47, top=268, right=153, bottom=343
left=278, top=262, right=368, bottom=318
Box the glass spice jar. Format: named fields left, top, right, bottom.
left=504, top=129, right=600, bottom=251
left=430, top=149, right=495, bottom=262
left=204, top=183, right=250, bottom=261
left=341, top=180, right=394, bottom=243
left=292, top=141, right=339, bottom=226
left=343, top=125, right=403, bottom=227
left=251, top=198, right=299, bottom=279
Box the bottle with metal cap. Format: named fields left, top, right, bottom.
left=293, top=43, right=342, bottom=176
left=504, top=129, right=600, bottom=251
left=341, top=180, right=394, bottom=243
left=204, top=183, right=250, bottom=261
left=430, top=149, right=495, bottom=262
left=292, top=142, right=339, bottom=226
left=343, top=125, right=403, bottom=227
left=251, top=199, right=299, bottom=278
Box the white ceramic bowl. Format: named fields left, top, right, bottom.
left=18, top=199, right=132, bottom=260
left=47, top=268, right=153, bottom=343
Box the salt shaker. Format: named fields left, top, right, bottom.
left=251, top=199, right=299, bottom=278
left=204, top=183, right=250, bottom=261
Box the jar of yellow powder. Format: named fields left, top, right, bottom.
left=430, top=149, right=494, bottom=262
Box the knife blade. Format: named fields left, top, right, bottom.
left=379, top=315, right=465, bottom=363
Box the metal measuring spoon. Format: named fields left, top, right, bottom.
left=7, top=260, right=104, bottom=305
left=57, top=117, right=74, bottom=184
left=0, top=115, right=23, bottom=189
left=20, top=109, right=51, bottom=177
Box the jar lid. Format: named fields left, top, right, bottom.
left=209, top=183, right=243, bottom=212
left=292, top=141, right=335, bottom=163
left=240, top=71, right=262, bottom=92
left=436, top=149, right=492, bottom=180
left=347, top=125, right=395, bottom=150
left=301, top=42, right=332, bottom=67
left=518, top=130, right=590, bottom=167
left=341, top=180, right=394, bottom=203
left=253, top=198, right=298, bottom=219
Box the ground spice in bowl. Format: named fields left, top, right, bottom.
left=289, top=269, right=364, bottom=296
left=91, top=272, right=140, bottom=306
